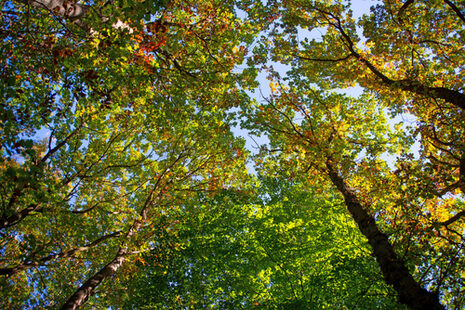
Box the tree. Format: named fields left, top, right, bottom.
left=243, top=86, right=446, bottom=309
left=1, top=0, right=254, bottom=308
left=262, top=0, right=465, bottom=195
left=240, top=1, right=464, bottom=308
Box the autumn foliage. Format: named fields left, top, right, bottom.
left=1, top=0, right=464, bottom=309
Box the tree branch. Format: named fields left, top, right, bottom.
left=439, top=210, right=465, bottom=227
left=302, top=6, right=465, bottom=110
left=0, top=203, right=41, bottom=229
left=0, top=231, right=121, bottom=276
left=297, top=53, right=352, bottom=63
left=398, top=0, right=415, bottom=18
left=444, top=0, right=465, bottom=24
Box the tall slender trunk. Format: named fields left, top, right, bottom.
left=325, top=159, right=444, bottom=310
left=59, top=220, right=141, bottom=309
left=59, top=151, right=184, bottom=309
left=59, top=247, right=127, bottom=310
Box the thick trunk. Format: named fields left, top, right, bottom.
left=325, top=160, right=444, bottom=310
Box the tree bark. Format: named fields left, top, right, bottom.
left=325, top=159, right=444, bottom=310
left=354, top=50, right=465, bottom=110
left=60, top=213, right=146, bottom=309
left=59, top=148, right=184, bottom=309
left=306, top=6, right=465, bottom=111
left=19, top=0, right=132, bottom=32
left=59, top=247, right=128, bottom=310
left=26, top=0, right=88, bottom=19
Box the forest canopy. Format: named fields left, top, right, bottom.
left=1, top=0, right=464, bottom=309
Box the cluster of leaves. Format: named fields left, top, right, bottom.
left=124, top=179, right=403, bottom=309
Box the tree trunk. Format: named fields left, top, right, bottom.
left=59, top=247, right=127, bottom=310
left=325, top=159, right=444, bottom=310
